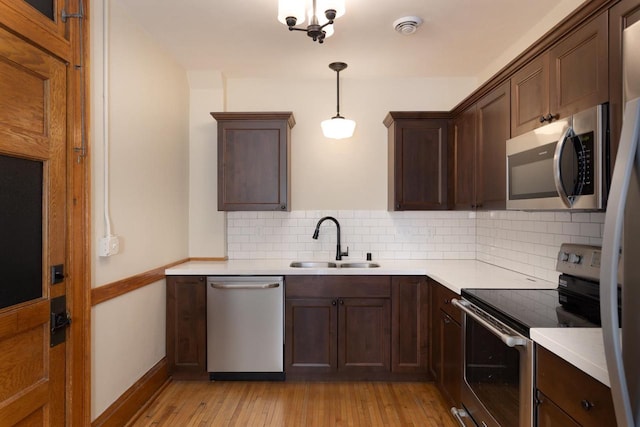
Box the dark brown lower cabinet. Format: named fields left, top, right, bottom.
left=166, top=275, right=208, bottom=380
left=285, top=298, right=337, bottom=373
left=537, top=391, right=581, bottom=427
left=285, top=275, right=396, bottom=380
left=391, top=276, right=429, bottom=376
left=338, top=298, right=390, bottom=372
left=536, top=346, right=615, bottom=426
left=440, top=310, right=462, bottom=406
left=429, top=279, right=463, bottom=407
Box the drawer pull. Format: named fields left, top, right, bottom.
left=581, top=399, right=594, bottom=411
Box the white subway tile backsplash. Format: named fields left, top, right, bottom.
left=226, top=209, right=604, bottom=280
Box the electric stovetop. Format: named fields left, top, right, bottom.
left=461, top=287, right=599, bottom=337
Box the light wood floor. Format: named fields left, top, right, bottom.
left=129, top=381, right=457, bottom=427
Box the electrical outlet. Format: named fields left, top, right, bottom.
left=99, top=235, right=120, bottom=257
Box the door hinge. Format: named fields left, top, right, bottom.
left=50, top=295, right=71, bottom=347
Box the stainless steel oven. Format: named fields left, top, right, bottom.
left=506, top=103, right=609, bottom=210
left=451, top=298, right=534, bottom=427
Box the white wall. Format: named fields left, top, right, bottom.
left=187, top=71, right=227, bottom=257
left=90, top=0, right=190, bottom=420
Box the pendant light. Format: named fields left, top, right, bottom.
left=321, top=62, right=356, bottom=139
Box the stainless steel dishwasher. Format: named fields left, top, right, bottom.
left=206, top=276, right=284, bottom=380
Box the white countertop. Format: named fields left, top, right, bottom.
left=165, top=259, right=557, bottom=294
left=531, top=328, right=609, bottom=387
left=166, top=258, right=608, bottom=388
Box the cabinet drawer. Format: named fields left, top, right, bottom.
left=536, top=346, right=615, bottom=427
left=432, top=281, right=461, bottom=324
left=285, top=276, right=390, bottom=298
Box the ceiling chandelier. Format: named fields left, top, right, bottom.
left=277, top=0, right=346, bottom=43
left=321, top=62, right=356, bottom=139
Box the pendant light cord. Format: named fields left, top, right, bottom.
left=335, top=68, right=341, bottom=118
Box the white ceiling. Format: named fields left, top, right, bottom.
left=120, top=0, right=582, bottom=80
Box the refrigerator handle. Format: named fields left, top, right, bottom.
left=601, top=97, right=640, bottom=427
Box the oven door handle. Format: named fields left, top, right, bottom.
left=450, top=407, right=475, bottom=426
left=452, top=299, right=527, bottom=348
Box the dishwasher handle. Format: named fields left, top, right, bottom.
left=209, top=282, right=280, bottom=290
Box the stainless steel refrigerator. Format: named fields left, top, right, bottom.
left=601, top=19, right=640, bottom=427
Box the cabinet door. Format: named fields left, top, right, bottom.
left=440, top=311, right=462, bottom=407
left=477, top=81, right=510, bottom=210
left=391, top=276, right=428, bottom=374
left=454, top=104, right=477, bottom=210
left=536, top=391, right=581, bottom=427
left=338, top=298, right=390, bottom=372
left=285, top=298, right=338, bottom=374
left=609, top=0, right=640, bottom=165
left=511, top=54, right=549, bottom=136
left=166, top=276, right=208, bottom=380
left=214, top=113, right=293, bottom=211
left=390, top=118, right=449, bottom=210
left=536, top=346, right=616, bottom=427
left=549, top=11, right=608, bottom=120
left=428, top=284, right=442, bottom=382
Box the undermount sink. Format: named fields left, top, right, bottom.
left=289, top=261, right=380, bottom=268
left=290, top=261, right=338, bottom=268
left=338, top=262, right=380, bottom=268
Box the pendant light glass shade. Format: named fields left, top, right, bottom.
left=278, top=0, right=306, bottom=25
left=321, top=117, right=356, bottom=139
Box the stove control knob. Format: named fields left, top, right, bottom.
left=559, top=252, right=570, bottom=262
left=568, top=253, right=582, bottom=264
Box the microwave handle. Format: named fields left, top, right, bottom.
left=553, top=126, right=575, bottom=208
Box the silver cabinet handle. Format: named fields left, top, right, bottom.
left=210, top=282, right=280, bottom=290
left=452, top=299, right=526, bottom=348
left=553, top=125, right=575, bottom=208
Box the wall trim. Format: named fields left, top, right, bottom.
left=91, top=257, right=227, bottom=306
left=92, top=358, right=169, bottom=427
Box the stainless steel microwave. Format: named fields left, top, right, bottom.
left=506, top=103, right=609, bottom=210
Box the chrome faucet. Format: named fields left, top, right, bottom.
left=312, top=216, right=349, bottom=261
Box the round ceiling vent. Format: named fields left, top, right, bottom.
left=393, top=16, right=423, bottom=35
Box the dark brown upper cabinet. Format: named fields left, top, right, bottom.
left=511, top=11, right=608, bottom=136
left=453, top=81, right=510, bottom=210
left=212, top=112, right=295, bottom=211
left=384, top=112, right=450, bottom=211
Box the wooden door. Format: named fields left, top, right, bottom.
left=338, top=298, right=390, bottom=372
left=0, top=25, right=67, bottom=426
left=476, top=81, right=511, bottom=210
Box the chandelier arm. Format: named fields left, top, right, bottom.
left=318, top=20, right=334, bottom=30
left=288, top=27, right=308, bottom=32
